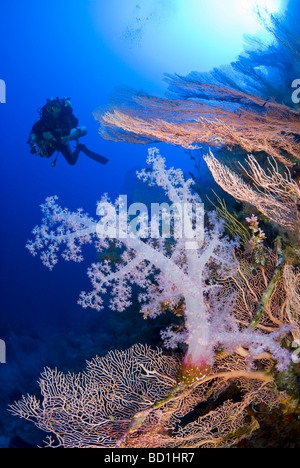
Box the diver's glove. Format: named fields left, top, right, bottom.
left=60, top=126, right=88, bottom=144
left=28, top=133, right=40, bottom=155
left=29, top=141, right=39, bottom=155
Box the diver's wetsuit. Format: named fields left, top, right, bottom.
left=30, top=100, right=81, bottom=165
left=29, top=98, right=109, bottom=166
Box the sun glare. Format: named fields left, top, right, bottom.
left=92, top=0, right=286, bottom=88
left=250, top=0, right=282, bottom=14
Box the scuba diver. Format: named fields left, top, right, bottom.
left=28, top=97, right=109, bottom=166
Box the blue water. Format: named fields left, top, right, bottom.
left=0, top=3, right=200, bottom=447
left=0, top=0, right=297, bottom=448
left=0, top=2, right=191, bottom=333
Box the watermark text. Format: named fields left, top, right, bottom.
left=0, top=79, right=6, bottom=103
left=291, top=79, right=300, bottom=104
left=96, top=195, right=204, bottom=250
left=0, top=339, right=6, bottom=363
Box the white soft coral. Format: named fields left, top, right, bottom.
left=27, top=148, right=291, bottom=382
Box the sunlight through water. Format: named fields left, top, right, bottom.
left=92, top=0, right=286, bottom=88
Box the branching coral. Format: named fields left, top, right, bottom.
left=9, top=344, right=287, bottom=448
left=26, top=149, right=291, bottom=382
left=283, top=263, right=300, bottom=339
left=94, top=82, right=300, bottom=166
left=204, top=150, right=300, bottom=234
left=9, top=345, right=178, bottom=448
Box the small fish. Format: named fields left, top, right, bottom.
left=262, top=98, right=270, bottom=107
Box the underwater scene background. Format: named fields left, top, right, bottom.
left=0, top=0, right=299, bottom=448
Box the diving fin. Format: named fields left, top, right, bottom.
left=78, top=144, right=109, bottom=165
